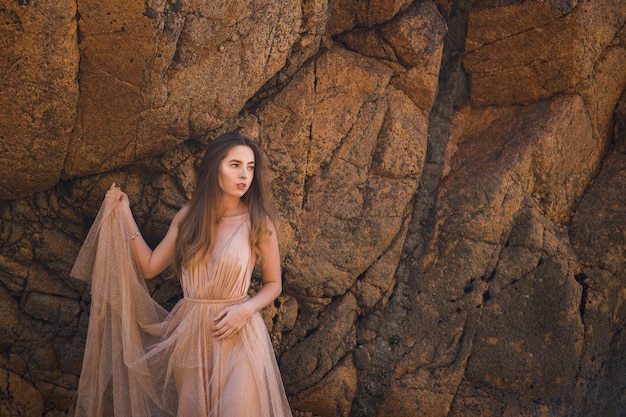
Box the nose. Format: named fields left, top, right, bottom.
left=239, top=168, right=248, bottom=178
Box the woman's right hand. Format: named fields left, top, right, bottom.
left=109, top=183, right=136, bottom=234
left=108, top=182, right=130, bottom=208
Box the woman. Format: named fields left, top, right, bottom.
left=72, top=132, right=292, bottom=417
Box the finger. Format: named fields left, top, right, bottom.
left=216, top=328, right=231, bottom=340
left=212, top=327, right=222, bottom=338
left=212, top=320, right=223, bottom=332
left=213, top=319, right=228, bottom=334
left=214, top=309, right=228, bottom=322
left=213, top=325, right=228, bottom=339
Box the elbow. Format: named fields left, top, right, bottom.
left=138, top=259, right=171, bottom=280
left=140, top=266, right=159, bottom=280
left=145, top=270, right=162, bottom=280
left=264, top=278, right=282, bottom=298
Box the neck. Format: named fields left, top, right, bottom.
left=220, top=196, right=245, bottom=217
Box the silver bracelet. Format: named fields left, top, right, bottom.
left=130, top=230, right=141, bottom=240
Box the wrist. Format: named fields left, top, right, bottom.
left=242, top=301, right=256, bottom=316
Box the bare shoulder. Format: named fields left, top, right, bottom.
left=260, top=214, right=278, bottom=238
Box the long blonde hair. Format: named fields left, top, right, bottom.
left=173, top=132, right=277, bottom=278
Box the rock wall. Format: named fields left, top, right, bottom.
left=0, top=0, right=625, bottom=416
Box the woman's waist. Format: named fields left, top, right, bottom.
left=181, top=294, right=248, bottom=305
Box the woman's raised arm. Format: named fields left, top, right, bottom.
left=112, top=183, right=187, bottom=279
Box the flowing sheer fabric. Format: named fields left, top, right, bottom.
left=71, top=189, right=292, bottom=417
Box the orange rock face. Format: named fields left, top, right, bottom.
left=0, top=1, right=78, bottom=200
left=0, top=1, right=625, bottom=416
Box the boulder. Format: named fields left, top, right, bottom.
left=0, top=1, right=78, bottom=200
left=0, top=369, right=45, bottom=417
left=465, top=0, right=626, bottom=106
left=63, top=0, right=302, bottom=178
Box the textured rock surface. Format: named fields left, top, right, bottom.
left=465, top=0, right=626, bottom=107
left=0, top=1, right=78, bottom=200
left=64, top=0, right=302, bottom=178
left=0, top=1, right=625, bottom=416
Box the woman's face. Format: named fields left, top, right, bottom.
left=218, top=145, right=255, bottom=199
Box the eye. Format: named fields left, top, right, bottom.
left=247, top=165, right=255, bottom=171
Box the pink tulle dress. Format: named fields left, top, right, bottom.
left=71, top=189, right=292, bottom=417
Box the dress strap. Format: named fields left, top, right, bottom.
left=183, top=295, right=247, bottom=304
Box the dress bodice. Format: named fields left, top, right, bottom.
left=180, top=213, right=256, bottom=301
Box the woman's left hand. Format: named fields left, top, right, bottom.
left=213, top=303, right=253, bottom=340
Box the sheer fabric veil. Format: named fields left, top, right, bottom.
left=71, top=188, right=171, bottom=416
